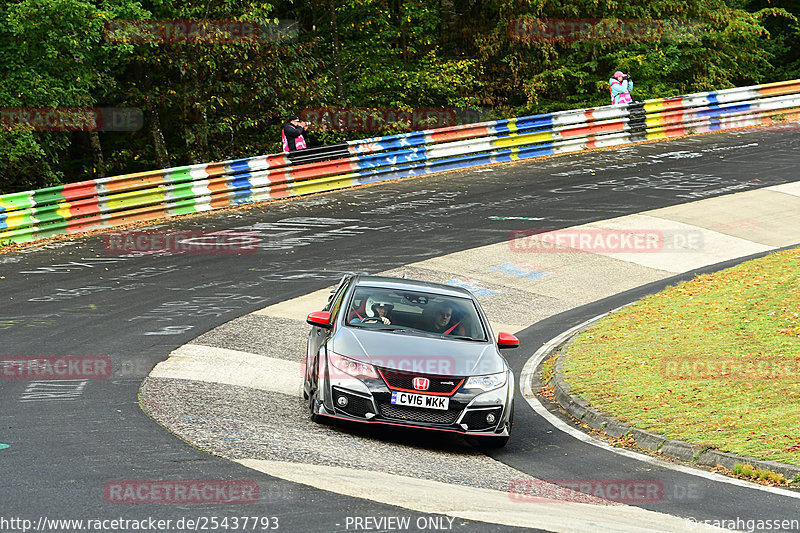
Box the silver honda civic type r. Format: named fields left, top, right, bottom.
left=304, top=274, right=519, bottom=447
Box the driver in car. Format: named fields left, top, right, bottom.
left=350, top=294, right=394, bottom=325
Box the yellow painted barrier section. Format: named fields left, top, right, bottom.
left=103, top=187, right=167, bottom=211
left=56, top=202, right=71, bottom=219
left=2, top=211, right=36, bottom=231
left=289, top=173, right=359, bottom=196
left=494, top=131, right=554, bottom=149
left=505, top=118, right=519, bottom=134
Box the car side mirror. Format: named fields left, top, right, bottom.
left=307, top=311, right=333, bottom=329
left=497, top=332, right=519, bottom=349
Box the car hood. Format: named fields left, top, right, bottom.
left=331, top=327, right=505, bottom=376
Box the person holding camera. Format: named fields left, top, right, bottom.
left=281, top=115, right=309, bottom=152
left=609, top=71, right=634, bottom=105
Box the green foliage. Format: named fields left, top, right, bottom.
left=732, top=463, right=789, bottom=485
left=540, top=354, right=557, bottom=384
left=465, top=0, right=795, bottom=114
left=107, top=0, right=326, bottom=168
left=0, top=0, right=798, bottom=193
left=0, top=131, right=66, bottom=191
left=0, top=0, right=146, bottom=190
left=331, top=0, right=483, bottom=108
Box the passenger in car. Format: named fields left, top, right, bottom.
left=415, top=302, right=466, bottom=336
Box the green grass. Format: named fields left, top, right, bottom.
left=540, top=354, right=557, bottom=385
left=563, top=246, right=800, bottom=465
left=732, top=464, right=789, bottom=485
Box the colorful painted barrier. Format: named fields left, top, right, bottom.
left=1, top=79, right=799, bottom=245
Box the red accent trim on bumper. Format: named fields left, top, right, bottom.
left=317, top=412, right=508, bottom=437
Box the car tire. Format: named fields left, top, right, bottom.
left=308, top=388, right=323, bottom=423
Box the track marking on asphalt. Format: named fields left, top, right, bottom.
left=150, top=344, right=304, bottom=397
left=574, top=214, right=772, bottom=272
left=519, top=316, right=800, bottom=501
left=235, top=459, right=729, bottom=533
left=765, top=181, right=800, bottom=196
left=645, top=187, right=800, bottom=248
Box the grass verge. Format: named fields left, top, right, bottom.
left=563, top=246, right=800, bottom=465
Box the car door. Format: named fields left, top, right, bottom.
left=305, top=275, right=352, bottom=391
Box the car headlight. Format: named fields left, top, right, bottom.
left=465, top=371, right=507, bottom=391
left=328, top=352, right=378, bottom=380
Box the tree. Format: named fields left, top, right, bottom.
left=107, top=0, right=327, bottom=166
left=465, top=0, right=793, bottom=114
left=0, top=0, right=144, bottom=191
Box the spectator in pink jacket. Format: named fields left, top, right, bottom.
left=609, top=71, right=634, bottom=105
left=281, top=116, right=308, bottom=152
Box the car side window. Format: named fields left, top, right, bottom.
left=327, top=280, right=351, bottom=322
left=324, top=275, right=351, bottom=312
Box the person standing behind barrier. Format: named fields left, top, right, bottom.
left=282, top=115, right=308, bottom=152
left=609, top=71, right=634, bottom=105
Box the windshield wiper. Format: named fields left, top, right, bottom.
left=450, top=336, right=486, bottom=342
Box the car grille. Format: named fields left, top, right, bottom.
left=378, top=403, right=460, bottom=425
left=332, top=388, right=374, bottom=418
left=461, top=407, right=503, bottom=431
left=377, top=368, right=464, bottom=395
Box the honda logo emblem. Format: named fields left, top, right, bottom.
left=412, top=377, right=430, bottom=391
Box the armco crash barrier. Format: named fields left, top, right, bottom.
left=2, top=79, right=800, bottom=245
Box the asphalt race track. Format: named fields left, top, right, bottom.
left=2, top=124, right=800, bottom=532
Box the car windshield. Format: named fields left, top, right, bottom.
left=345, top=286, right=488, bottom=341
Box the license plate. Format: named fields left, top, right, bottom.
left=391, top=391, right=449, bottom=410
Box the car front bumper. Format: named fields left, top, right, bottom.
left=314, top=366, right=514, bottom=437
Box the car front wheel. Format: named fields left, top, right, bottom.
left=308, top=391, right=321, bottom=423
